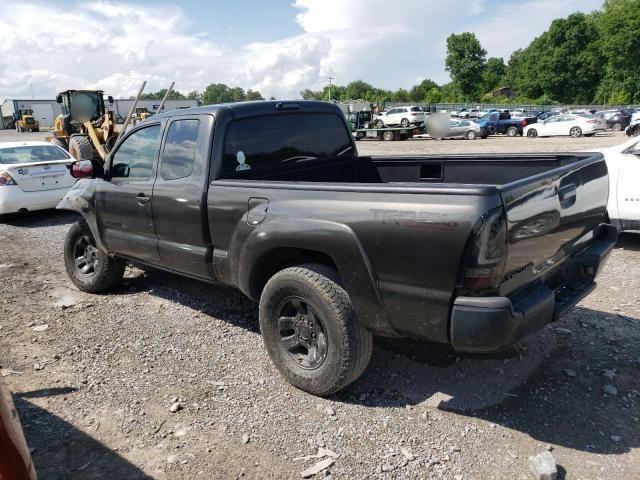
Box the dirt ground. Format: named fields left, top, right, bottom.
left=0, top=129, right=639, bottom=479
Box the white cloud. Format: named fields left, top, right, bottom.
left=0, top=0, right=603, bottom=100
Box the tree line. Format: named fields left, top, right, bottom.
left=141, top=0, right=639, bottom=106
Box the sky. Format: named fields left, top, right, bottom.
left=0, top=0, right=603, bottom=100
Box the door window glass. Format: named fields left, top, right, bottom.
left=160, top=119, right=200, bottom=180
left=111, top=125, right=161, bottom=179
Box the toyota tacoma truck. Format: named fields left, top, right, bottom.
left=58, top=100, right=616, bottom=396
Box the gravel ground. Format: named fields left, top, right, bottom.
left=0, top=129, right=639, bottom=479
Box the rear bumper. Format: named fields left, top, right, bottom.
left=0, top=185, right=71, bottom=215
left=450, top=224, right=617, bottom=353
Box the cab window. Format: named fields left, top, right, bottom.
left=111, top=124, right=161, bottom=179
left=160, top=119, right=200, bottom=180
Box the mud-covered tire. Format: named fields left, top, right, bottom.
left=68, top=135, right=95, bottom=160
left=64, top=221, right=125, bottom=293
left=259, top=263, right=373, bottom=396
left=49, top=137, right=68, bottom=150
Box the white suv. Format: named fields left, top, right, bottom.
left=376, top=106, right=425, bottom=126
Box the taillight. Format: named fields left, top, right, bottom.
left=458, top=209, right=507, bottom=292
left=521, top=119, right=528, bottom=127
left=0, top=171, right=17, bottom=186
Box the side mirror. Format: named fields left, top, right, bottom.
left=107, top=95, right=114, bottom=104
left=111, top=163, right=130, bottom=178
left=70, top=160, right=94, bottom=179
left=56, top=94, right=63, bottom=104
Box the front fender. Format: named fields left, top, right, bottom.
left=233, top=218, right=395, bottom=335
left=57, top=179, right=107, bottom=252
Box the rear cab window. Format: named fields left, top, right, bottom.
left=221, top=113, right=353, bottom=178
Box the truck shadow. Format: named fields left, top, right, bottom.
left=13, top=388, right=151, bottom=479
left=122, top=268, right=639, bottom=456
left=615, top=233, right=640, bottom=252
left=338, top=305, right=639, bottom=455
left=1, top=209, right=79, bottom=228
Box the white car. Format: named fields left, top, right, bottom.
left=376, top=106, right=425, bottom=126
left=589, top=136, right=640, bottom=233
left=523, top=114, right=605, bottom=138
left=0, top=141, right=77, bottom=219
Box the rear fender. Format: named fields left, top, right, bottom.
left=56, top=179, right=107, bottom=252
left=234, top=218, right=394, bottom=335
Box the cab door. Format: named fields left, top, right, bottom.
left=96, top=123, right=163, bottom=263
left=151, top=115, right=216, bottom=279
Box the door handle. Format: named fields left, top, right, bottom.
left=136, top=193, right=150, bottom=205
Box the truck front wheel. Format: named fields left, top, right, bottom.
left=259, top=264, right=373, bottom=396
left=64, top=221, right=125, bottom=293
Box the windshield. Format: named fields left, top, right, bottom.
left=65, top=92, right=103, bottom=122
left=223, top=113, right=353, bottom=176
left=0, top=145, right=70, bottom=165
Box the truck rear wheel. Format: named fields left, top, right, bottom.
left=69, top=135, right=95, bottom=160
left=259, top=264, right=373, bottom=396
left=64, top=221, right=125, bottom=293
left=382, top=130, right=395, bottom=141
left=506, top=126, right=518, bottom=137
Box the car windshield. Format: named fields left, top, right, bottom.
left=0, top=145, right=70, bottom=164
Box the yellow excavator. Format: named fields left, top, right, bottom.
left=48, top=90, right=118, bottom=161
left=14, top=109, right=40, bottom=132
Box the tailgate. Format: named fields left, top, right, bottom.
left=8, top=161, right=75, bottom=192
left=498, top=153, right=609, bottom=295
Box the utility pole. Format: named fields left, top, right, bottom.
left=30, top=83, right=34, bottom=99
left=328, top=76, right=334, bottom=102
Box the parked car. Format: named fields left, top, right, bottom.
left=58, top=100, right=615, bottom=396
left=0, top=141, right=77, bottom=220
left=376, top=106, right=425, bottom=126
left=524, top=114, right=605, bottom=138
left=475, top=111, right=537, bottom=137
left=625, top=118, right=640, bottom=137
left=589, top=135, right=640, bottom=232
left=455, top=108, right=481, bottom=119
left=431, top=119, right=483, bottom=140
left=595, top=109, right=632, bottom=131
left=0, top=380, right=37, bottom=480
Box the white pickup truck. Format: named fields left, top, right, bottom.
left=594, top=136, right=640, bottom=232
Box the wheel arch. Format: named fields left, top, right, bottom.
left=233, top=218, right=394, bottom=335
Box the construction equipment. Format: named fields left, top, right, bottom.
left=14, top=109, right=40, bottom=132
left=134, top=107, right=153, bottom=121
left=48, top=90, right=117, bottom=161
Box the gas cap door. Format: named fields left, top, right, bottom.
left=247, top=197, right=269, bottom=225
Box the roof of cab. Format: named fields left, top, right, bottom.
left=151, top=100, right=341, bottom=121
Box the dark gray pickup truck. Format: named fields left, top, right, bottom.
left=59, top=100, right=616, bottom=396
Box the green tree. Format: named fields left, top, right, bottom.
left=595, top=0, right=640, bottom=103
left=140, top=89, right=187, bottom=100
left=300, top=88, right=322, bottom=100
left=245, top=89, right=264, bottom=101
left=445, top=32, right=487, bottom=99
left=409, top=79, right=439, bottom=102
left=506, top=12, right=604, bottom=103
left=482, top=57, right=506, bottom=92
left=344, top=80, right=376, bottom=100
left=187, top=90, right=200, bottom=101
